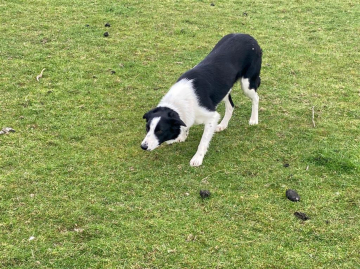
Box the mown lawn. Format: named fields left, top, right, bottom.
left=1, top=0, right=359, bottom=268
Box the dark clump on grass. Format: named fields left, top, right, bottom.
left=199, top=190, right=211, bottom=199
left=294, top=212, right=310, bottom=221
left=286, top=189, right=300, bottom=202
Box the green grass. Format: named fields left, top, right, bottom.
left=1, top=0, right=359, bottom=268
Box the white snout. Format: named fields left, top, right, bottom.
left=141, top=117, right=161, bottom=151
left=141, top=135, right=160, bottom=151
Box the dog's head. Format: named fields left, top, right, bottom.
left=141, top=107, right=186, bottom=151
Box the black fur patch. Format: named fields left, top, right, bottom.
left=177, top=33, right=262, bottom=111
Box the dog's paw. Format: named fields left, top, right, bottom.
left=179, top=128, right=189, bottom=142
left=215, top=124, right=227, bottom=132
left=249, top=118, right=258, bottom=125
left=166, top=137, right=186, bottom=144
left=177, top=134, right=188, bottom=143
left=190, top=154, right=203, bottom=167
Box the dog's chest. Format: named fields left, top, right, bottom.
left=194, top=114, right=209, bottom=125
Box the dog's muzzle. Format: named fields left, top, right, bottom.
left=140, top=143, right=148, bottom=150
left=141, top=135, right=159, bottom=151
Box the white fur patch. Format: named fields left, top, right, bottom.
left=216, top=91, right=234, bottom=132
left=159, top=79, right=217, bottom=127
left=159, top=79, right=198, bottom=127
left=241, top=78, right=259, bottom=125
left=190, top=111, right=220, bottom=167
left=141, top=117, right=161, bottom=150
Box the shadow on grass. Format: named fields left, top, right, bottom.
left=307, top=149, right=358, bottom=174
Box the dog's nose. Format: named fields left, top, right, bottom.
left=141, top=144, right=148, bottom=150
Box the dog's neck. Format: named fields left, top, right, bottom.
left=157, top=79, right=196, bottom=127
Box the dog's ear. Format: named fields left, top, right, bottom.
left=168, top=111, right=177, bottom=118
left=170, top=118, right=186, bottom=127
left=143, top=108, right=160, bottom=121
left=143, top=112, right=150, bottom=121
left=168, top=111, right=186, bottom=127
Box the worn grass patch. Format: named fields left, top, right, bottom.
left=1, top=0, right=359, bottom=268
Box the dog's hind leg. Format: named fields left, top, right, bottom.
left=241, top=78, right=259, bottom=125
left=216, top=92, right=235, bottom=132
left=190, top=112, right=220, bottom=167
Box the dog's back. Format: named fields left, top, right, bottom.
left=178, top=33, right=262, bottom=111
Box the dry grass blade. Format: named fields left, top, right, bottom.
left=36, top=68, right=46, bottom=81
left=312, top=106, right=316, bottom=128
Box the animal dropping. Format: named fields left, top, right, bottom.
left=286, top=189, right=300, bottom=202
left=200, top=190, right=211, bottom=199
left=294, top=212, right=310, bottom=221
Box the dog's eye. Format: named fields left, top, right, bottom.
left=155, top=130, right=163, bottom=135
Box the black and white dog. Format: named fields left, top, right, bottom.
left=141, top=33, right=262, bottom=166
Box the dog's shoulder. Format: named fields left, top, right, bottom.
left=160, top=79, right=197, bottom=105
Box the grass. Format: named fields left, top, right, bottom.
left=1, top=0, right=359, bottom=268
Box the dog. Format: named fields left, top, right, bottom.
left=141, top=33, right=262, bottom=166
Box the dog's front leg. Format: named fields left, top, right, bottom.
left=190, top=112, right=220, bottom=167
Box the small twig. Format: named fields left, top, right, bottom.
left=311, top=106, right=316, bottom=128
left=36, top=68, right=46, bottom=81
